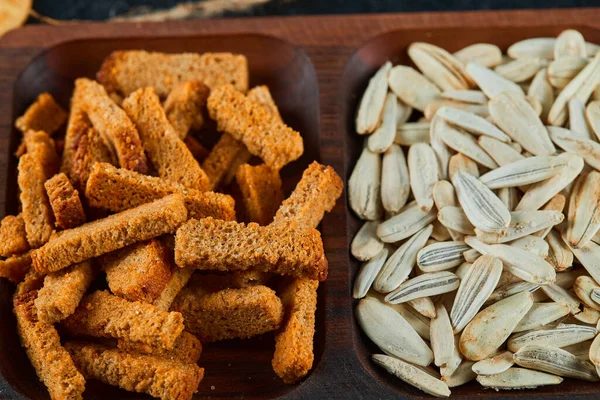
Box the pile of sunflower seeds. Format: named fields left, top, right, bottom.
left=350, top=29, right=600, bottom=397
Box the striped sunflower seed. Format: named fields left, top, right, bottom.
left=353, top=248, right=389, bottom=299
left=387, top=300, right=431, bottom=340
left=377, top=201, right=436, bottom=243
left=368, top=92, right=397, bottom=153
left=381, top=144, right=410, bottom=213
left=565, top=171, right=600, bottom=249
left=474, top=210, right=564, bottom=244
left=465, top=62, right=524, bottom=99
left=385, top=271, right=460, bottom=304
left=507, top=324, right=597, bottom=352
left=431, top=303, right=455, bottom=367
left=408, top=143, right=439, bottom=212
left=394, top=122, right=430, bottom=145
left=351, top=220, right=384, bottom=261
left=485, top=281, right=540, bottom=306
left=436, top=119, right=497, bottom=169
left=356, top=61, right=391, bottom=134
left=349, top=146, right=383, bottom=220
left=476, top=367, right=563, bottom=389
left=540, top=284, right=581, bottom=313
left=514, top=345, right=599, bottom=381
left=513, top=301, right=571, bottom=333
left=471, top=351, right=515, bottom=375
left=436, top=106, right=510, bottom=142
left=417, top=241, right=470, bottom=272
left=454, top=43, right=502, bottom=68
left=479, top=156, right=568, bottom=189
left=388, top=65, right=441, bottom=112
left=441, top=90, right=487, bottom=105
left=495, top=57, right=543, bottom=83
left=555, top=29, right=587, bottom=59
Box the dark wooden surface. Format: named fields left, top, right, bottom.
left=2, top=8, right=600, bottom=399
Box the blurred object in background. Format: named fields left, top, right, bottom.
left=0, top=0, right=31, bottom=35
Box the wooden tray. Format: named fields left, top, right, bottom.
left=2, top=8, right=600, bottom=399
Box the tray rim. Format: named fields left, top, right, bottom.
left=2, top=7, right=600, bottom=399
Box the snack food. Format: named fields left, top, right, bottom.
left=15, top=92, right=67, bottom=135
left=0, top=214, right=29, bottom=256
left=164, top=80, right=210, bottom=139
left=44, top=173, right=86, bottom=229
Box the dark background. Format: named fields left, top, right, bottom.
left=30, top=0, right=600, bottom=21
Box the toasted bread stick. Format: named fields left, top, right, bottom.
left=97, top=50, right=248, bottom=96
left=122, top=87, right=209, bottom=191
left=184, top=135, right=209, bottom=161
left=153, top=266, right=196, bottom=312
left=0, top=251, right=32, bottom=283
left=34, top=261, right=95, bottom=323
left=15, top=268, right=44, bottom=296
left=85, top=162, right=235, bottom=221
left=18, top=131, right=58, bottom=248
left=60, top=86, right=91, bottom=178
left=75, top=78, right=147, bottom=173
left=0, top=214, right=29, bottom=257
left=208, top=84, right=303, bottom=170
left=273, top=162, right=343, bottom=229
left=66, top=341, right=203, bottom=400
left=117, top=331, right=202, bottom=364
left=201, top=133, right=250, bottom=191
left=235, top=163, right=283, bottom=225
left=272, top=278, right=318, bottom=384
left=15, top=93, right=67, bottom=135
left=70, top=127, right=117, bottom=192
left=14, top=291, right=86, bottom=400
left=172, top=285, right=284, bottom=342
left=44, top=173, right=86, bottom=229
left=247, top=85, right=282, bottom=122
left=62, top=290, right=185, bottom=350
left=187, top=271, right=272, bottom=294
left=32, top=194, right=187, bottom=274
left=104, top=239, right=172, bottom=303
left=164, top=80, right=210, bottom=139
left=174, top=218, right=328, bottom=281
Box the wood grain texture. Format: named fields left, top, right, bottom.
left=1, top=8, right=600, bottom=400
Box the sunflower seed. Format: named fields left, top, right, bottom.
left=386, top=300, right=432, bottom=340
left=514, top=344, right=598, bottom=381
left=548, top=53, right=600, bottom=127
left=441, top=90, right=488, bottom=105
left=514, top=301, right=571, bottom=333
left=349, top=146, right=383, bottom=220
left=452, top=172, right=510, bottom=234
left=437, top=106, right=510, bottom=142
left=462, top=248, right=481, bottom=263
left=507, top=324, right=597, bottom=352
left=431, top=303, right=455, bottom=367
left=586, top=100, right=600, bottom=141
left=472, top=351, right=515, bottom=375
left=417, top=241, right=470, bottom=272
left=356, top=297, right=433, bottom=365
left=565, top=172, right=600, bottom=249
left=394, top=122, right=430, bottom=145
left=563, top=340, right=593, bottom=359
left=545, top=230, right=574, bottom=271
left=592, top=288, right=600, bottom=306
left=465, top=62, right=524, bottom=99
left=431, top=220, right=452, bottom=242
left=516, top=152, right=584, bottom=211
left=388, top=65, right=441, bottom=112
left=451, top=255, right=503, bottom=334
left=475, top=210, right=564, bottom=244
left=438, top=206, right=475, bottom=235
left=508, top=38, right=556, bottom=60
left=495, top=57, right=543, bottom=83
left=573, top=307, right=600, bottom=325
left=441, top=360, right=476, bottom=387
left=374, top=225, right=432, bottom=293
left=528, top=68, right=555, bottom=121
left=566, top=239, right=600, bottom=286
left=354, top=248, right=389, bottom=299
left=385, top=271, right=460, bottom=304
left=486, top=281, right=540, bottom=306
left=356, top=62, right=391, bottom=134
left=498, top=187, right=520, bottom=211
left=409, top=42, right=470, bottom=91
left=454, top=43, right=503, bottom=68
left=555, top=29, right=587, bottom=59
left=377, top=201, right=436, bottom=243
left=534, top=194, right=567, bottom=238
left=430, top=115, right=453, bottom=180
left=568, top=97, right=595, bottom=140
left=436, top=120, right=497, bottom=170
left=510, top=235, right=550, bottom=258
left=480, top=156, right=568, bottom=189
left=489, top=91, right=555, bottom=156
left=368, top=93, right=397, bottom=153
left=455, top=261, right=473, bottom=280
left=574, top=275, right=600, bottom=311
left=372, top=354, right=451, bottom=398
left=448, top=153, right=480, bottom=180
left=550, top=128, right=600, bottom=171
left=408, top=143, right=439, bottom=212
left=540, top=284, right=581, bottom=313
left=408, top=297, right=437, bottom=319
left=548, top=56, right=589, bottom=89
left=433, top=180, right=458, bottom=208
left=465, top=236, right=556, bottom=285
left=381, top=144, right=410, bottom=213
left=352, top=220, right=384, bottom=261
left=555, top=268, right=588, bottom=289
left=459, top=291, right=533, bottom=360
left=425, top=99, right=490, bottom=120
left=478, top=136, right=525, bottom=168
left=477, top=367, right=563, bottom=389
left=527, top=96, right=544, bottom=118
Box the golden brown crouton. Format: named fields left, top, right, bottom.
left=70, top=127, right=117, bottom=192
left=235, top=163, right=283, bottom=225
left=273, top=161, right=343, bottom=229
left=14, top=291, right=86, bottom=400
left=164, top=80, right=210, bottom=139
left=0, top=214, right=29, bottom=257
left=66, top=341, right=203, bottom=400
left=0, top=251, right=32, bottom=283
left=117, top=331, right=202, bottom=364
left=34, top=261, right=95, bottom=323
left=247, top=85, right=282, bottom=122
left=75, top=78, right=147, bottom=173
left=44, top=173, right=86, bottom=229
left=97, top=50, right=248, bottom=96
left=207, top=85, right=303, bottom=170
left=152, top=266, right=196, bottom=312
left=62, top=290, right=185, bottom=350
left=85, top=162, right=235, bottom=221
left=103, top=239, right=172, bottom=303
left=272, top=278, right=318, bottom=383
left=172, top=285, right=284, bottom=343
left=174, top=218, right=328, bottom=281
left=15, top=93, right=67, bottom=135
left=201, top=133, right=250, bottom=191
left=31, top=194, right=187, bottom=274
left=18, top=131, right=58, bottom=248
left=60, top=87, right=91, bottom=178
left=15, top=268, right=45, bottom=296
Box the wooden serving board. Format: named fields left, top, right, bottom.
left=2, top=8, right=600, bottom=399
